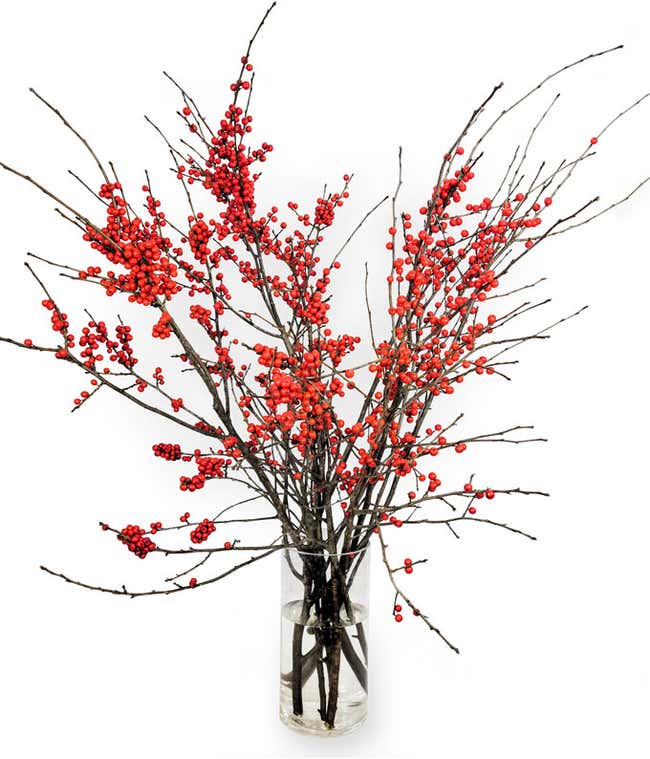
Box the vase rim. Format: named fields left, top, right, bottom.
left=285, top=544, right=369, bottom=558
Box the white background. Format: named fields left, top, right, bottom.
left=0, top=1, right=649, bottom=757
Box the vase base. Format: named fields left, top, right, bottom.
left=279, top=707, right=367, bottom=737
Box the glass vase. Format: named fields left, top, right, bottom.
left=279, top=545, right=370, bottom=736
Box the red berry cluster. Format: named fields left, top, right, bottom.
left=190, top=518, right=216, bottom=544
left=314, top=196, right=336, bottom=227
left=78, top=265, right=102, bottom=280
left=83, top=182, right=180, bottom=306
left=152, top=311, right=172, bottom=339
left=118, top=524, right=156, bottom=559
left=153, top=443, right=182, bottom=461
left=77, top=320, right=138, bottom=371
left=180, top=456, right=227, bottom=492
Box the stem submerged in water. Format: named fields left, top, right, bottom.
left=324, top=635, right=342, bottom=729
left=291, top=622, right=305, bottom=715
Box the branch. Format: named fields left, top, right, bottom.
left=377, top=528, right=459, bottom=653
left=40, top=545, right=278, bottom=597
left=401, top=516, right=538, bottom=541
left=29, top=88, right=110, bottom=182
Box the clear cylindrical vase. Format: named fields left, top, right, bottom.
left=279, top=545, right=370, bottom=736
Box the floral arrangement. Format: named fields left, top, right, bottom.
left=1, top=2, right=646, bottom=735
